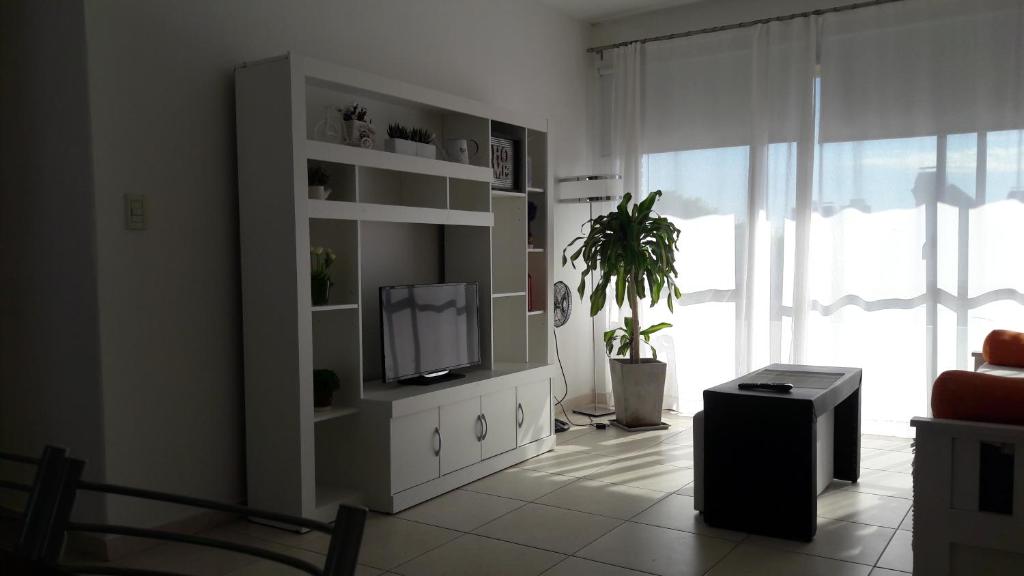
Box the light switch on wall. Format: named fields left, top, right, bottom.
left=124, top=193, right=146, bottom=230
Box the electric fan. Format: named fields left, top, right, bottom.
left=552, top=280, right=615, bottom=418
left=553, top=281, right=572, bottom=328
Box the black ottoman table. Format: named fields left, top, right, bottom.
left=699, top=364, right=862, bottom=541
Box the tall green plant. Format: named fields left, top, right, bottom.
left=563, top=191, right=682, bottom=364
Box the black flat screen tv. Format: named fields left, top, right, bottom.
left=380, top=282, right=481, bottom=384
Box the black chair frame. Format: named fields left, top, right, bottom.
left=1, top=446, right=76, bottom=561
left=4, top=446, right=366, bottom=576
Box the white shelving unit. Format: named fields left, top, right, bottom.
left=312, top=304, right=358, bottom=312
left=235, top=53, right=555, bottom=520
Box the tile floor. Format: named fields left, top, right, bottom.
left=89, top=411, right=914, bottom=575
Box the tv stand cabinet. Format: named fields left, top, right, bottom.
left=401, top=370, right=468, bottom=386
left=235, top=53, right=555, bottom=519
left=363, top=364, right=554, bottom=512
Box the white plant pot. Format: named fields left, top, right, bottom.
left=308, top=186, right=331, bottom=200
left=387, top=138, right=417, bottom=156
left=416, top=143, right=437, bottom=159
left=609, top=358, right=667, bottom=429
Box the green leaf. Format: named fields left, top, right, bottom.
left=616, top=340, right=630, bottom=357
left=570, top=244, right=585, bottom=262
left=640, top=322, right=672, bottom=336
left=615, top=272, right=626, bottom=308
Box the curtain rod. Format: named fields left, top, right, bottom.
left=587, top=0, right=905, bottom=54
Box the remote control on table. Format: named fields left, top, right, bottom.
left=737, top=382, right=794, bottom=393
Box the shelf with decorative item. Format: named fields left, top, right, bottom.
left=306, top=140, right=491, bottom=183
left=311, top=303, right=358, bottom=312
left=308, top=199, right=493, bottom=227
left=491, top=189, right=525, bottom=199
left=492, top=291, right=527, bottom=299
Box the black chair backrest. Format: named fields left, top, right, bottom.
left=51, top=456, right=366, bottom=576
left=0, top=446, right=76, bottom=561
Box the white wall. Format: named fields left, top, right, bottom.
left=0, top=0, right=108, bottom=521
left=590, top=0, right=852, bottom=48
left=79, top=0, right=592, bottom=527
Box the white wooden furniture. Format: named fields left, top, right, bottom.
left=235, top=53, right=555, bottom=519
left=912, top=360, right=1024, bottom=575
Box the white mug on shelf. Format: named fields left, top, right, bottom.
left=445, top=138, right=479, bottom=164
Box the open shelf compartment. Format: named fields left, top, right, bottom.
left=312, top=306, right=362, bottom=413
left=492, top=293, right=527, bottom=364
left=306, top=160, right=356, bottom=203
left=528, top=312, right=549, bottom=364
left=314, top=415, right=362, bottom=512
left=360, top=221, right=445, bottom=383
left=450, top=179, right=490, bottom=213
left=357, top=166, right=446, bottom=209
left=308, top=219, right=359, bottom=308
left=304, top=74, right=490, bottom=171
left=491, top=195, right=526, bottom=295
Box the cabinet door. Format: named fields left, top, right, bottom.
left=481, top=388, right=517, bottom=459
left=516, top=378, right=552, bottom=446
left=440, top=397, right=483, bottom=475
left=391, top=408, right=440, bottom=493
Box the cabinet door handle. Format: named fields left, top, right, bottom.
left=475, top=414, right=484, bottom=441
left=433, top=427, right=441, bottom=456
left=481, top=413, right=488, bottom=440
left=517, top=403, right=525, bottom=428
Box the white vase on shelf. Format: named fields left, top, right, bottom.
left=416, top=142, right=436, bottom=159
left=386, top=138, right=417, bottom=156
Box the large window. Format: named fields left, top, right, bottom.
left=637, top=114, right=1023, bottom=436
left=598, top=0, right=1024, bottom=435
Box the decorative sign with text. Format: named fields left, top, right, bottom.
left=490, top=136, right=516, bottom=191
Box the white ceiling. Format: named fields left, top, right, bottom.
left=538, top=0, right=708, bottom=23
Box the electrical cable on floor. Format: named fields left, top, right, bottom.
left=553, top=327, right=593, bottom=428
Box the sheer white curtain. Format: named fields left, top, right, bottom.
left=631, top=17, right=819, bottom=416
left=607, top=43, right=645, bottom=200
left=598, top=0, right=1024, bottom=435
left=810, top=0, right=1024, bottom=434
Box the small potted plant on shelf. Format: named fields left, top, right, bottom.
left=310, top=245, right=336, bottom=306
left=308, top=164, right=331, bottom=200
left=564, top=191, right=682, bottom=430
left=313, top=369, right=340, bottom=410
left=386, top=122, right=416, bottom=156
left=410, top=127, right=437, bottom=159
left=340, top=103, right=375, bottom=149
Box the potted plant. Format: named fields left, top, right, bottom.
left=313, top=369, right=340, bottom=410
left=386, top=122, right=417, bottom=156
left=410, top=127, right=437, bottom=159
left=310, top=245, right=336, bottom=306
left=308, top=164, right=331, bottom=200
left=564, top=191, right=682, bottom=429
left=340, top=103, right=375, bottom=149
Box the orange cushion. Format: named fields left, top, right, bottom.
left=932, top=370, right=1024, bottom=425
left=983, top=330, right=1024, bottom=368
